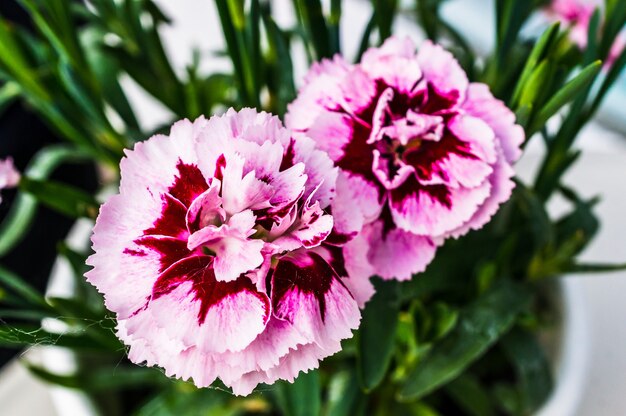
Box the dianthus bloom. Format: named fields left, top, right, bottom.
left=547, top=0, right=625, bottom=67
left=86, top=109, right=360, bottom=395
left=0, top=157, right=20, bottom=203
left=286, top=37, right=523, bottom=295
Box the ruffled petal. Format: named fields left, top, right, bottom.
left=366, top=221, right=437, bottom=281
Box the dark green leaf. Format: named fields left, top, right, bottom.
left=326, top=368, right=366, bottom=416
left=501, top=327, right=553, bottom=413
left=528, top=61, right=601, bottom=135
left=274, top=370, right=321, bottom=416
left=399, top=280, right=532, bottom=400
left=0, top=265, right=48, bottom=309
left=446, top=374, right=496, bottom=416
left=20, top=177, right=99, bottom=219
left=357, top=279, right=399, bottom=390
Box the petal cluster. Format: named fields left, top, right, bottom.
left=0, top=157, right=20, bottom=204
left=286, top=37, right=523, bottom=298
left=86, top=109, right=360, bottom=395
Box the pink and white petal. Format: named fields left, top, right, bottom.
left=448, top=115, right=497, bottom=164
left=330, top=171, right=384, bottom=242
left=445, top=149, right=516, bottom=239
left=279, top=135, right=338, bottom=209
left=136, top=256, right=270, bottom=354
left=422, top=153, right=493, bottom=189
left=372, top=150, right=416, bottom=190
left=231, top=139, right=285, bottom=182
left=221, top=152, right=274, bottom=215
left=267, top=162, right=307, bottom=217
left=186, top=180, right=225, bottom=232
left=462, top=83, right=524, bottom=163
left=416, top=41, right=468, bottom=99
left=296, top=112, right=353, bottom=162
left=271, top=252, right=360, bottom=349
left=341, top=231, right=377, bottom=307
left=120, top=118, right=206, bottom=199
left=390, top=176, right=492, bottom=237
left=366, top=220, right=437, bottom=281
left=87, top=194, right=176, bottom=318
left=286, top=55, right=352, bottom=131
left=0, top=157, right=20, bottom=189
left=362, top=37, right=422, bottom=93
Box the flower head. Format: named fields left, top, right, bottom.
left=547, top=0, right=625, bottom=67
left=0, top=157, right=20, bottom=203
left=286, top=38, right=523, bottom=295
left=86, top=109, right=360, bottom=395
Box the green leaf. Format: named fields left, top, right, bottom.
left=19, top=177, right=99, bottom=219
left=511, top=22, right=560, bottom=107
left=0, top=324, right=114, bottom=351
left=0, top=145, right=90, bottom=256
left=518, top=59, right=553, bottom=110
left=501, top=327, right=553, bottom=413
left=0, top=81, right=20, bottom=116
left=274, top=370, right=321, bottom=416
left=446, top=374, right=496, bottom=416
left=294, top=0, right=331, bottom=60
left=372, top=0, right=398, bottom=42
left=0, top=265, right=49, bottom=309
left=357, top=279, right=400, bottom=391
left=528, top=61, right=601, bottom=135
left=399, top=280, right=532, bottom=400
left=326, top=369, right=366, bottom=416
left=134, top=383, right=239, bottom=416
left=565, top=262, right=626, bottom=273
left=25, top=363, right=167, bottom=391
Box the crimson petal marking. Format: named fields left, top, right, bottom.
left=271, top=252, right=338, bottom=323
left=132, top=235, right=190, bottom=273
left=152, top=256, right=270, bottom=326
left=143, top=193, right=189, bottom=239
left=168, top=160, right=209, bottom=208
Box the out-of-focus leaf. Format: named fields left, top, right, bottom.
left=0, top=146, right=90, bottom=256
left=373, top=0, right=397, bottom=42
left=528, top=61, right=601, bottom=135
left=565, top=262, right=626, bottom=273
left=511, top=22, right=560, bottom=107
left=518, top=59, right=554, bottom=110
left=19, top=177, right=99, bottom=219
left=326, top=368, right=366, bottom=416
left=0, top=265, right=48, bottom=309
left=399, top=280, right=531, bottom=400
left=274, top=370, right=321, bottom=416
left=0, top=324, right=113, bottom=351
left=0, top=81, right=20, bottom=116
left=446, top=374, right=495, bottom=416
left=26, top=363, right=167, bottom=391
left=357, top=279, right=399, bottom=391
left=501, top=327, right=553, bottom=413
left=294, top=0, right=330, bottom=60
left=134, top=383, right=243, bottom=416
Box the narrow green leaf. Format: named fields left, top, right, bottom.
left=518, top=59, right=553, bottom=109
left=511, top=22, right=561, bottom=106
left=565, top=262, right=626, bottom=273
left=25, top=363, right=166, bottom=391
left=399, top=280, right=531, bottom=400
left=0, top=265, right=48, bottom=309
left=326, top=369, right=365, bottom=416
left=528, top=61, right=601, bottom=135
left=294, top=0, right=331, bottom=60
left=0, top=81, right=20, bottom=116
left=0, top=146, right=90, bottom=256
left=357, top=279, right=399, bottom=391
left=501, top=327, right=553, bottom=413
left=0, top=324, right=114, bottom=351
left=446, top=374, right=496, bottom=416
left=274, top=370, right=321, bottom=416
left=19, top=177, right=99, bottom=219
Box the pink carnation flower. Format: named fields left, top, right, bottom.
left=547, top=0, right=625, bottom=67
left=286, top=37, right=523, bottom=299
left=86, top=109, right=360, bottom=395
left=0, top=157, right=20, bottom=203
